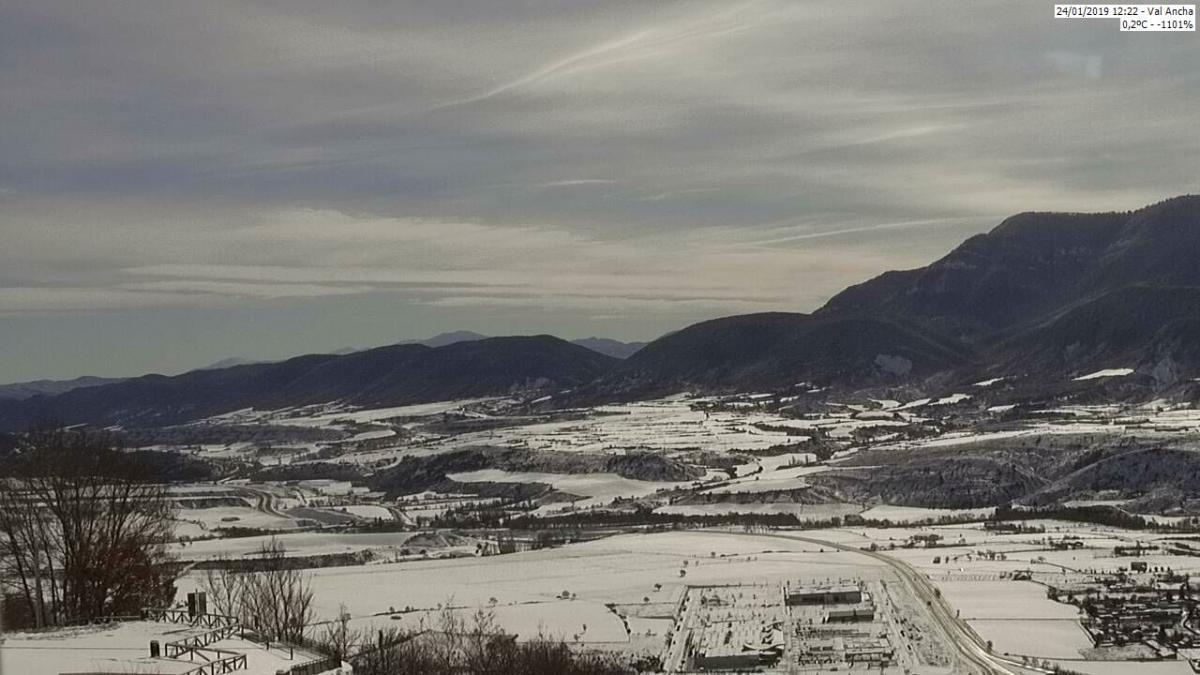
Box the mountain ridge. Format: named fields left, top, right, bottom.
left=4, top=195, right=1199, bottom=428
left=0, top=336, right=615, bottom=430
left=588, top=194, right=1200, bottom=394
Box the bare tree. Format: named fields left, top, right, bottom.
left=317, top=603, right=360, bottom=662
left=243, top=539, right=313, bottom=642
left=0, top=429, right=177, bottom=628
left=343, top=605, right=633, bottom=675
left=198, top=560, right=245, bottom=620
left=198, top=539, right=313, bottom=643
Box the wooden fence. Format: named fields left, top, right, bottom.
left=163, top=623, right=242, bottom=659
left=176, top=652, right=249, bottom=675
left=143, top=606, right=239, bottom=629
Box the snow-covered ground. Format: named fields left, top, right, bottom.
left=174, top=530, right=425, bottom=560
left=330, top=504, right=395, bottom=521
left=701, top=463, right=830, bottom=494
left=449, top=469, right=689, bottom=511
left=207, top=398, right=501, bottom=427
left=176, top=505, right=300, bottom=532
left=857, top=505, right=994, bottom=522
left=1074, top=367, right=1135, bottom=381
left=435, top=400, right=816, bottom=455
left=293, top=530, right=886, bottom=645
left=654, top=502, right=863, bottom=519
left=1, top=621, right=327, bottom=675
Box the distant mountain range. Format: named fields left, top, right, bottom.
left=0, top=332, right=644, bottom=403
left=400, top=330, right=489, bottom=348
left=569, top=337, right=648, bottom=360
left=2, top=195, right=1198, bottom=430
left=0, top=376, right=127, bottom=401
left=401, top=331, right=647, bottom=359
left=0, top=336, right=614, bottom=430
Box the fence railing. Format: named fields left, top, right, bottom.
left=177, top=652, right=248, bottom=675
left=141, top=607, right=249, bottom=674
left=163, top=623, right=242, bottom=659
left=143, top=607, right=239, bottom=628
left=143, top=606, right=343, bottom=674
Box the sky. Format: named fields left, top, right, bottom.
left=2, top=1, right=1197, bottom=382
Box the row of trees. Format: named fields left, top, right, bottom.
left=0, top=430, right=177, bottom=628
left=320, top=604, right=636, bottom=675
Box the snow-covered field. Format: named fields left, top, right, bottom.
left=208, top=398, right=500, bottom=427
left=938, top=580, right=1079, bottom=620
left=205, top=396, right=908, bottom=467
left=970, top=618, right=1091, bottom=658
left=653, top=502, right=863, bottom=519
left=2, top=621, right=324, bottom=675
left=435, top=400, right=816, bottom=455
left=702, top=463, right=829, bottom=494
left=857, top=505, right=994, bottom=522
left=174, top=530, right=426, bottom=560
left=294, top=531, right=886, bottom=645
left=177, top=505, right=300, bottom=532
left=331, top=504, right=395, bottom=521
left=448, top=469, right=688, bottom=511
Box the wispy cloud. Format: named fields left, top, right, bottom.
left=0, top=0, right=1196, bottom=378
left=427, top=2, right=768, bottom=111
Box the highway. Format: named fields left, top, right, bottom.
left=705, top=529, right=1027, bottom=675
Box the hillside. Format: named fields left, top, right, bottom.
left=990, top=285, right=1200, bottom=381
left=595, top=312, right=973, bottom=397
left=590, top=195, right=1200, bottom=394
left=0, top=336, right=615, bottom=430
left=822, top=195, right=1200, bottom=343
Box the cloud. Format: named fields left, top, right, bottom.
left=0, top=287, right=200, bottom=312
left=1, top=0, right=1197, bottom=377
left=105, top=207, right=911, bottom=314
left=118, top=280, right=373, bottom=299
left=427, top=1, right=768, bottom=111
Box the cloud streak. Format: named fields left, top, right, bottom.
left=0, top=0, right=1197, bottom=379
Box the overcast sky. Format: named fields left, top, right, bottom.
left=2, top=1, right=1197, bottom=382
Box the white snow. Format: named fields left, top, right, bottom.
left=334, top=504, right=395, bottom=521
left=973, top=377, right=1006, bottom=387
left=294, top=530, right=886, bottom=645
left=449, top=469, right=687, bottom=510
left=2, top=621, right=325, bottom=675
left=928, top=393, right=972, bottom=406
left=1073, top=368, right=1135, bottom=381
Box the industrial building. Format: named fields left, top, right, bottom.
left=826, top=606, right=876, bottom=623
left=784, top=581, right=863, bottom=606
left=693, top=620, right=784, bottom=671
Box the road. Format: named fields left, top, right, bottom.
left=235, top=486, right=289, bottom=518
left=662, top=587, right=698, bottom=673
left=705, top=529, right=1027, bottom=675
